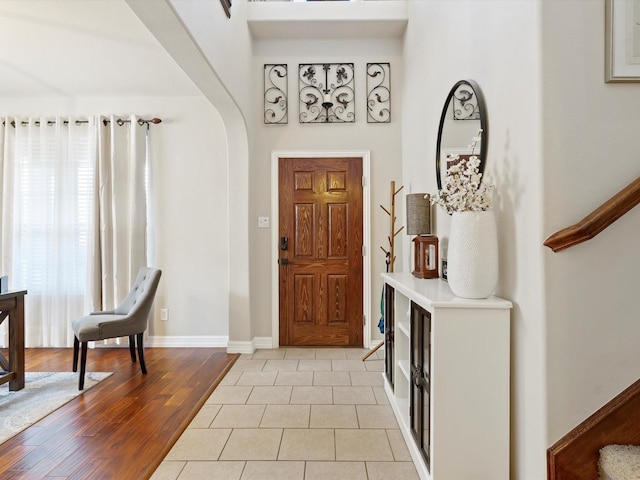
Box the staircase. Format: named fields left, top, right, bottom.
left=546, top=176, right=640, bottom=479
left=547, top=379, right=640, bottom=480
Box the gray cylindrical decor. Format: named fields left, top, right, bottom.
left=406, top=193, right=431, bottom=235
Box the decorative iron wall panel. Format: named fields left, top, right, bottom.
left=264, top=64, right=288, bottom=124
left=367, top=63, right=391, bottom=123
left=452, top=82, right=480, bottom=120
left=299, top=63, right=355, bottom=123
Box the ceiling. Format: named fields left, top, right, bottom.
left=0, top=1, right=407, bottom=99
left=0, top=1, right=201, bottom=98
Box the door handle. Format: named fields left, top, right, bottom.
left=279, top=258, right=290, bottom=265
left=411, top=365, right=423, bottom=389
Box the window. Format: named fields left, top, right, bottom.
left=1, top=117, right=151, bottom=348
left=9, top=122, right=93, bottom=295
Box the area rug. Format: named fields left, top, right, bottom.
left=0, top=371, right=112, bottom=445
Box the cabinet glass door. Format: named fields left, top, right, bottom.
left=410, top=301, right=431, bottom=469
left=384, top=284, right=394, bottom=388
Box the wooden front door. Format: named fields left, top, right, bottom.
left=278, top=157, right=363, bottom=346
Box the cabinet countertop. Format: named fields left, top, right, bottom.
left=382, top=272, right=512, bottom=310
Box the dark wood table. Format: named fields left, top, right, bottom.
left=0, top=290, right=27, bottom=391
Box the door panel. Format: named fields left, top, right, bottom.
left=279, top=157, right=363, bottom=346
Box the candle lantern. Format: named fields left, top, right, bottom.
left=406, top=193, right=439, bottom=279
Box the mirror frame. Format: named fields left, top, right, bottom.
left=435, top=79, right=488, bottom=192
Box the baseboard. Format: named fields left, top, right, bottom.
left=142, top=335, right=275, bottom=351
left=227, top=337, right=275, bottom=354
left=146, top=335, right=229, bottom=348
left=254, top=336, right=275, bottom=349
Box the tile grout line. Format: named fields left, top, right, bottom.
left=156, top=349, right=416, bottom=480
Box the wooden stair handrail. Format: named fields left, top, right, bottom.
left=544, top=176, right=640, bottom=252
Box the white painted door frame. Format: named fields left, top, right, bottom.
left=270, top=150, right=372, bottom=349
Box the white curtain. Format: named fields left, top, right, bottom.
left=0, top=115, right=149, bottom=348
left=0, top=117, right=94, bottom=347
left=86, top=115, right=148, bottom=316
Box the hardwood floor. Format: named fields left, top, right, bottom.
left=0, top=347, right=238, bottom=479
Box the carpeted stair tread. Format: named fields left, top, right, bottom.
left=599, top=444, right=640, bottom=480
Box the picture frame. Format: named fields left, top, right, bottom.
left=605, top=0, right=640, bottom=82
left=220, top=0, right=231, bottom=18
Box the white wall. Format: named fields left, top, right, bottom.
left=166, top=2, right=405, bottom=346
left=0, top=96, right=230, bottom=344
left=170, top=0, right=254, bottom=118
left=541, top=0, right=640, bottom=444
left=138, top=0, right=255, bottom=347
left=144, top=98, right=229, bottom=342
left=402, top=2, right=547, bottom=479
left=251, top=38, right=403, bottom=344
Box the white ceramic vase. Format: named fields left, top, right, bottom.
left=447, top=210, right=498, bottom=299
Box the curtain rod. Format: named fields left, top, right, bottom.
left=3, top=117, right=162, bottom=128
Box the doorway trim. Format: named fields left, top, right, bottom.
left=270, top=150, right=372, bottom=349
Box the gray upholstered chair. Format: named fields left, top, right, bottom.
left=72, top=267, right=162, bottom=390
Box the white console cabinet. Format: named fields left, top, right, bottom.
left=382, top=272, right=512, bottom=480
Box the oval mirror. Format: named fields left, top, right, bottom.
left=435, top=79, right=488, bottom=196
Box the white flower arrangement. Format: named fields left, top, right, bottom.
left=430, top=129, right=494, bottom=214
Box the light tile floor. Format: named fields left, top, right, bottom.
left=151, top=347, right=419, bottom=480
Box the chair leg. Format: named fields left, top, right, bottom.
left=129, top=335, right=137, bottom=363
left=79, top=341, right=88, bottom=390
left=72, top=336, right=79, bottom=372
left=136, top=333, right=147, bottom=375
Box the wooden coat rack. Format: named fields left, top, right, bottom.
left=379, top=180, right=404, bottom=272
left=363, top=180, right=404, bottom=361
